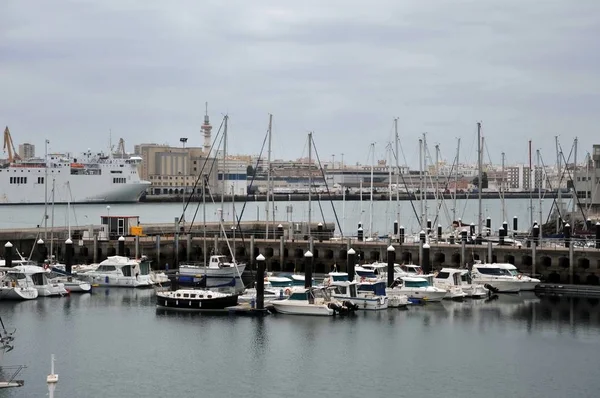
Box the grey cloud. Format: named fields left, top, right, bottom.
left=0, top=0, right=598, bottom=168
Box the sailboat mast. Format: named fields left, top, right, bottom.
left=555, top=136, right=561, bottom=233
left=67, top=183, right=71, bottom=239
left=529, top=140, right=534, bottom=229
left=266, top=114, right=273, bottom=240
left=434, top=144, right=440, bottom=227
left=50, top=179, right=55, bottom=261
left=477, top=122, right=483, bottom=238
left=308, top=132, right=312, bottom=237
left=394, top=118, right=400, bottom=226
left=453, top=138, right=460, bottom=223
left=44, top=140, right=49, bottom=240
left=369, top=143, right=374, bottom=239
left=501, top=152, right=506, bottom=223
left=572, top=137, right=578, bottom=221
left=423, top=133, right=428, bottom=232
left=537, top=149, right=543, bottom=241
left=203, top=174, right=207, bottom=266
left=221, top=115, right=228, bottom=237
left=419, top=138, right=424, bottom=230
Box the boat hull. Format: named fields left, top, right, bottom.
left=271, top=302, right=334, bottom=316
left=156, top=293, right=239, bottom=311
left=332, top=295, right=388, bottom=310
left=475, top=280, right=520, bottom=293
left=79, top=274, right=154, bottom=288
left=0, top=286, right=38, bottom=300
left=179, top=264, right=246, bottom=278
left=36, top=284, right=68, bottom=297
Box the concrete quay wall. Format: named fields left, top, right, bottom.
left=9, top=234, right=600, bottom=286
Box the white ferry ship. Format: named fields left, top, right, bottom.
left=0, top=150, right=150, bottom=204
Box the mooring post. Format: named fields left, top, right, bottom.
left=186, top=234, right=191, bottom=262
left=93, top=234, right=98, bottom=264
left=4, top=242, right=13, bottom=268
left=279, top=236, right=284, bottom=267
left=569, top=239, right=574, bottom=284
left=135, top=235, right=140, bottom=259
left=596, top=222, right=600, bottom=250
left=65, top=238, right=73, bottom=275
left=422, top=243, right=431, bottom=274
left=118, top=236, right=125, bottom=257
left=37, top=238, right=46, bottom=264
left=387, top=245, right=395, bottom=287
left=255, top=254, right=266, bottom=310
left=156, top=235, right=161, bottom=269
left=487, top=240, right=493, bottom=263
left=304, top=250, right=313, bottom=289
left=250, top=235, right=255, bottom=272
left=393, top=220, right=398, bottom=242
left=399, top=226, right=405, bottom=245
left=347, top=248, right=356, bottom=282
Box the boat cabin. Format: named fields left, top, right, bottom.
left=357, top=281, right=387, bottom=296
left=435, top=269, right=462, bottom=286
left=288, top=287, right=332, bottom=304
left=401, top=277, right=432, bottom=288
left=208, top=255, right=233, bottom=269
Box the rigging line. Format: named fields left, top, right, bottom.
left=558, top=143, right=588, bottom=225
left=390, top=145, right=421, bottom=226
left=538, top=152, right=561, bottom=229
left=310, top=134, right=344, bottom=237
left=233, top=123, right=270, bottom=235
left=185, top=116, right=226, bottom=233
left=181, top=115, right=225, bottom=230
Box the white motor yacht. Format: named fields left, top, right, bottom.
left=77, top=256, right=153, bottom=287
left=470, top=263, right=522, bottom=293
left=47, top=271, right=92, bottom=293
left=457, top=270, right=489, bottom=298
left=324, top=272, right=389, bottom=310
left=179, top=255, right=245, bottom=278
left=0, top=268, right=38, bottom=300
left=433, top=268, right=468, bottom=300
left=271, top=287, right=357, bottom=316
left=387, top=276, right=447, bottom=302
left=12, top=266, right=68, bottom=297
left=495, top=263, right=540, bottom=291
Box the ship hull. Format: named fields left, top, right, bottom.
left=0, top=164, right=150, bottom=204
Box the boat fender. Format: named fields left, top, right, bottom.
left=284, top=288, right=292, bottom=296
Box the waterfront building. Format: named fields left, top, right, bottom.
left=18, top=143, right=35, bottom=159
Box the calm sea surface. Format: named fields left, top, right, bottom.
left=1, top=290, right=599, bottom=398
left=0, top=198, right=553, bottom=235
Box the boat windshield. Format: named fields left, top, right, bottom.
left=476, top=267, right=511, bottom=276
left=95, top=265, right=118, bottom=272
left=506, top=269, right=519, bottom=276
left=436, top=271, right=450, bottom=280
left=404, top=280, right=429, bottom=288
left=402, top=265, right=423, bottom=274
left=312, top=288, right=331, bottom=301
left=288, top=292, right=308, bottom=301
left=332, top=286, right=347, bottom=295
left=461, top=273, right=472, bottom=283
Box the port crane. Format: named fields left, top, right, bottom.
left=3, top=126, right=21, bottom=163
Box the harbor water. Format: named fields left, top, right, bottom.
left=0, top=198, right=554, bottom=235
left=1, top=290, right=599, bottom=397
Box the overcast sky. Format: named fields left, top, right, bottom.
left=1, top=0, right=598, bottom=168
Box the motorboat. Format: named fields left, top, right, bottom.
left=265, top=275, right=293, bottom=288
left=433, top=268, right=468, bottom=300
left=271, top=287, right=357, bottom=316
left=324, top=271, right=389, bottom=310
left=470, top=262, right=522, bottom=293
left=495, top=263, right=540, bottom=291
left=0, top=268, right=39, bottom=300
left=288, top=274, right=315, bottom=287
left=77, top=255, right=153, bottom=288
left=387, top=276, right=447, bottom=302
left=178, top=255, right=245, bottom=278
left=46, top=271, right=92, bottom=293
left=456, top=269, right=489, bottom=298
left=12, top=265, right=68, bottom=297
left=156, top=288, right=239, bottom=311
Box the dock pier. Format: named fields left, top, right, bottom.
left=1, top=221, right=600, bottom=286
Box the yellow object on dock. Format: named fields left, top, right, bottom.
left=130, top=226, right=143, bottom=236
